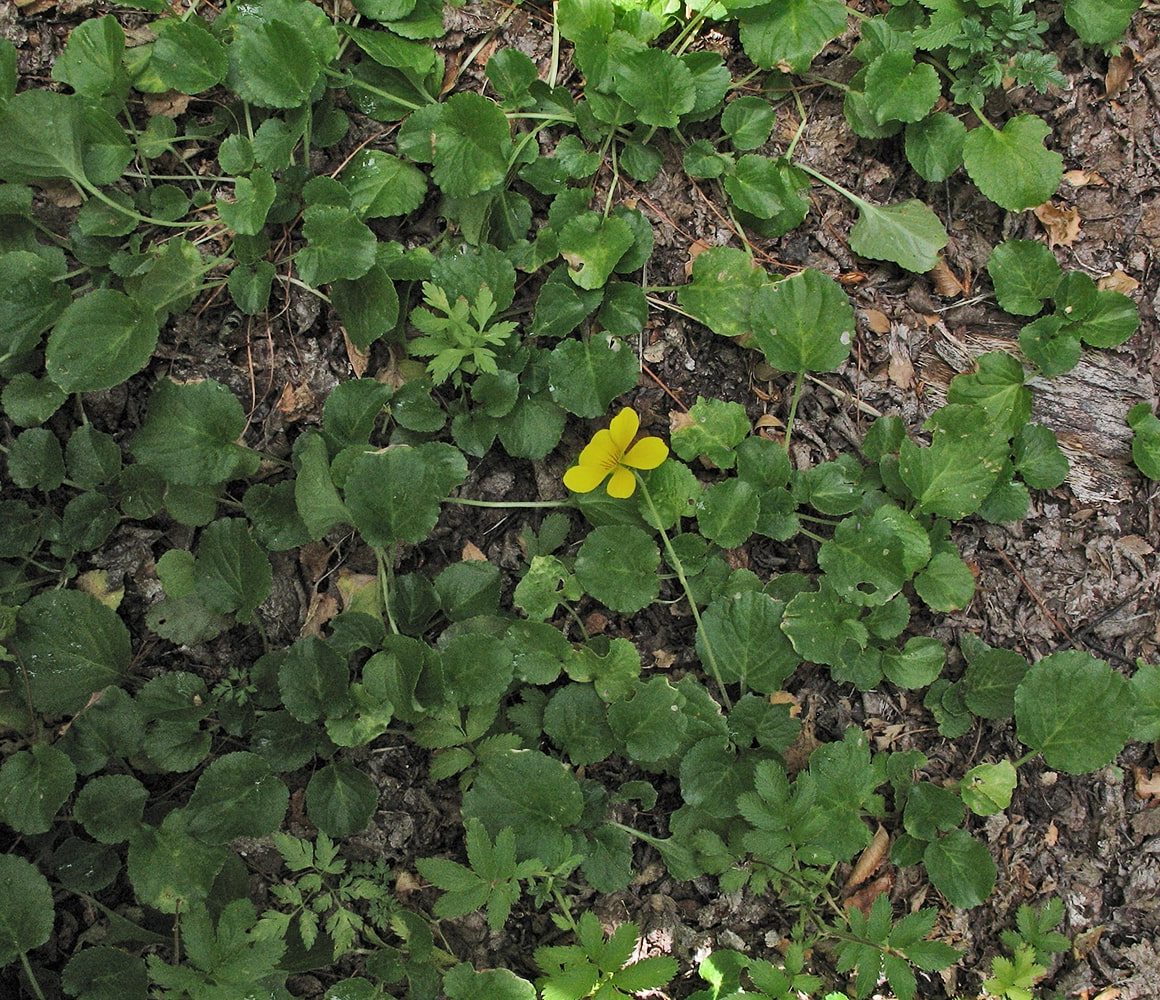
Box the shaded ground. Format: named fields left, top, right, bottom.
left=2, top=0, right=1159, bottom=997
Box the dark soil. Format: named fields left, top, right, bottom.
left=3, top=0, right=1159, bottom=998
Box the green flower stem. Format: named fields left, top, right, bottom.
left=445, top=497, right=573, bottom=509
left=549, top=0, right=561, bottom=88
left=668, top=13, right=706, bottom=57
left=788, top=88, right=811, bottom=159
left=783, top=370, right=806, bottom=453
left=971, top=103, right=997, bottom=130
left=800, top=526, right=827, bottom=544
left=74, top=180, right=207, bottom=230
left=795, top=162, right=868, bottom=211
left=636, top=476, right=733, bottom=711
left=323, top=68, right=427, bottom=112
left=645, top=295, right=700, bottom=323
left=19, top=953, right=46, bottom=1000
left=373, top=547, right=400, bottom=636
left=802, top=73, right=850, bottom=94
left=602, top=141, right=621, bottom=218
left=798, top=513, right=840, bottom=526
left=1011, top=750, right=1038, bottom=769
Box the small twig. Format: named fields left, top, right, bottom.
left=990, top=545, right=1079, bottom=647
left=805, top=374, right=882, bottom=418
left=641, top=362, right=688, bottom=411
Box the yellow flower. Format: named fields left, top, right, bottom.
left=563, top=406, right=668, bottom=499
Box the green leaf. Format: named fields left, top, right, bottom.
left=1019, top=315, right=1080, bottom=376
left=558, top=212, right=635, bottom=290
left=132, top=379, right=259, bottom=485
left=441, top=633, right=513, bottom=707
left=697, top=591, right=799, bottom=693
left=962, top=640, right=1028, bottom=720
left=0, top=90, right=131, bottom=186
left=497, top=393, right=566, bottom=460
left=0, top=855, right=54, bottom=965
left=228, top=14, right=322, bottom=108
left=53, top=15, right=127, bottom=98
left=904, top=112, right=967, bottom=182
left=306, top=761, right=378, bottom=837
left=725, top=154, right=791, bottom=219
left=433, top=92, right=511, bottom=197
left=882, top=636, right=945, bottom=689
left=751, top=268, right=854, bottom=373
left=486, top=47, right=538, bottom=100
left=913, top=551, right=975, bottom=612
left=849, top=198, right=949, bottom=273
left=549, top=336, right=639, bottom=417
left=217, top=170, right=276, bottom=235
left=331, top=261, right=399, bottom=350
left=575, top=525, right=660, bottom=614
left=987, top=240, right=1062, bottom=317
left=12, top=589, right=131, bottom=715
left=462, top=747, right=584, bottom=862
left=279, top=636, right=351, bottom=724
left=671, top=396, right=749, bottom=469
left=0, top=250, right=71, bottom=360
left=45, top=289, right=159, bottom=394
left=903, top=782, right=963, bottom=841
left=923, top=830, right=996, bottom=908
left=1128, top=403, right=1160, bottom=480
left=721, top=96, right=775, bottom=150
left=1062, top=0, right=1141, bottom=45
left=73, top=774, right=148, bottom=844
left=296, top=205, right=378, bottom=287
left=818, top=505, right=931, bottom=607
left=543, top=683, right=619, bottom=766
left=444, top=964, right=536, bottom=1000
left=963, top=116, right=1063, bottom=212
left=127, top=811, right=227, bottom=914
left=340, top=149, right=427, bottom=219
left=1013, top=423, right=1068, bottom=489
left=781, top=584, right=868, bottom=667
left=607, top=677, right=688, bottom=763
left=864, top=51, right=939, bottom=124
left=149, top=18, right=228, bottom=94
left=62, top=947, right=148, bottom=1000
left=898, top=406, right=1007, bottom=518
left=7, top=427, right=64, bottom=490
left=2, top=374, right=66, bottom=427
left=193, top=518, right=272, bottom=622
left=1071, top=289, right=1140, bottom=348
left=0, top=743, right=76, bottom=834
left=185, top=752, right=288, bottom=843
left=677, top=246, right=770, bottom=339
left=961, top=759, right=1017, bottom=817
left=697, top=479, right=759, bottom=548
left=737, top=0, right=849, bottom=73
left=1014, top=650, right=1134, bottom=773
left=612, top=48, right=695, bottom=128
left=344, top=442, right=467, bottom=547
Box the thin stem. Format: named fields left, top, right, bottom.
left=970, top=103, right=997, bottom=130
left=783, top=370, right=806, bottom=453
left=799, top=526, right=827, bottom=544
left=798, top=513, right=840, bottom=526
left=1011, top=750, right=1038, bottom=769
left=787, top=88, right=810, bottom=159
left=374, top=547, right=400, bottom=636
left=636, top=477, right=732, bottom=711
left=795, top=162, right=865, bottom=208
left=602, top=140, right=620, bottom=218
left=445, top=497, right=573, bottom=509
left=549, top=0, right=561, bottom=88
left=75, top=180, right=206, bottom=230
left=324, top=68, right=426, bottom=112
left=20, top=953, right=46, bottom=1000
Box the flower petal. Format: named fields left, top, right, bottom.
left=608, top=407, right=639, bottom=454
left=576, top=428, right=620, bottom=471
left=622, top=436, right=669, bottom=470
left=606, top=466, right=636, bottom=498
left=563, top=464, right=608, bottom=493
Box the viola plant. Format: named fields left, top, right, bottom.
left=0, top=0, right=1152, bottom=998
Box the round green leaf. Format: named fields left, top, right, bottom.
left=73, top=774, right=148, bottom=844
left=677, top=246, right=770, bottom=340
left=126, top=811, right=227, bottom=914
left=1019, top=315, right=1080, bottom=376
left=864, top=52, right=940, bottom=124
left=721, top=96, right=775, bottom=151
left=278, top=636, right=351, bottom=724
left=725, top=154, right=794, bottom=220
left=62, top=946, right=148, bottom=1000
left=193, top=517, right=272, bottom=622
left=543, top=683, right=619, bottom=766
left=7, top=427, right=65, bottom=490
left=818, top=505, right=931, bottom=607
left=1013, top=423, right=1068, bottom=489
left=1073, top=290, right=1140, bottom=348
left=611, top=48, right=695, bottom=128
left=881, top=636, right=945, bottom=689
left=913, top=551, right=975, bottom=612
left=1127, top=403, right=1160, bottom=481
left=0, top=855, right=54, bottom=965
left=52, top=15, right=126, bottom=99
left=1014, top=650, right=1134, bottom=773
left=228, top=17, right=321, bottom=108
left=697, top=591, right=799, bottom=693
left=904, top=112, right=967, bottom=183
left=738, top=0, right=848, bottom=73
left=960, top=760, right=1017, bottom=817
left=751, top=269, right=854, bottom=373
left=923, top=830, right=996, bottom=908
left=432, top=92, right=511, bottom=198
left=0, top=743, right=76, bottom=834
left=849, top=198, right=949, bottom=274
left=606, top=677, right=688, bottom=763
left=987, top=240, right=1062, bottom=317
left=306, top=760, right=378, bottom=837
left=46, top=289, right=160, bottom=394
left=0, top=250, right=71, bottom=359
left=185, top=751, right=289, bottom=843
left=696, top=478, right=759, bottom=548
left=441, top=633, right=514, bottom=707
left=149, top=18, right=227, bottom=94
left=963, top=115, right=1063, bottom=212
left=340, top=149, right=427, bottom=219
left=296, top=205, right=378, bottom=287
left=12, top=589, right=131, bottom=715
left=574, top=525, right=660, bottom=614
left=558, top=213, right=635, bottom=290
left=548, top=336, right=639, bottom=418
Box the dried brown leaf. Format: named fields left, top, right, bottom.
left=1063, top=169, right=1108, bottom=188
left=1133, top=766, right=1160, bottom=801
left=843, top=872, right=893, bottom=915
left=845, top=825, right=890, bottom=889
left=1104, top=54, right=1133, bottom=98
left=862, top=308, right=891, bottom=334
left=461, top=541, right=487, bottom=562
left=1098, top=269, right=1140, bottom=294
left=344, top=331, right=369, bottom=378
left=276, top=382, right=317, bottom=421
left=929, top=257, right=965, bottom=298
left=300, top=591, right=339, bottom=638
left=1034, top=202, right=1082, bottom=248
